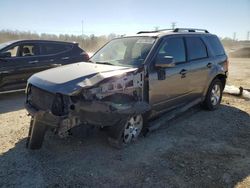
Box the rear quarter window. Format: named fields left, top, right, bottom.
left=40, top=43, right=73, bottom=55
left=206, top=36, right=225, bottom=56
left=186, top=37, right=208, bottom=61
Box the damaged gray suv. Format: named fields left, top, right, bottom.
left=25, top=28, right=228, bottom=149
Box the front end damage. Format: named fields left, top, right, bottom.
left=25, top=67, right=150, bottom=149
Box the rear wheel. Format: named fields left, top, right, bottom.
left=108, top=114, right=143, bottom=148
left=26, top=118, right=47, bottom=150
left=203, top=79, right=223, bottom=110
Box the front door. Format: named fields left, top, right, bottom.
left=0, top=42, right=40, bottom=91
left=148, top=36, right=191, bottom=113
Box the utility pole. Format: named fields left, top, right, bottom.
left=233, top=32, right=236, bottom=41
left=81, top=20, right=84, bottom=48
left=154, top=26, right=159, bottom=31
left=171, top=22, right=176, bottom=30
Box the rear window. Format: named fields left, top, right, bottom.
left=206, top=36, right=225, bottom=56
left=186, top=37, right=208, bottom=61
left=40, top=43, right=72, bottom=55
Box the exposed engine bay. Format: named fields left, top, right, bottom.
left=82, top=70, right=144, bottom=101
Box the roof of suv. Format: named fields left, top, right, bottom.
left=128, top=28, right=214, bottom=38
left=6, top=39, right=77, bottom=45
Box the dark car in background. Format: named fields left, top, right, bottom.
left=0, top=40, right=89, bottom=93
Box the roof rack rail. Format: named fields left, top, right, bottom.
left=173, top=28, right=209, bottom=33
left=137, top=28, right=209, bottom=34
left=137, top=29, right=173, bottom=34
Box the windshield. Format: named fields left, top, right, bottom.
left=0, top=41, right=14, bottom=51
left=90, top=37, right=155, bottom=67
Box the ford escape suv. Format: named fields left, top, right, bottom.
left=25, top=28, right=228, bottom=149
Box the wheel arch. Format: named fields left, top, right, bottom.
left=202, top=73, right=227, bottom=99
left=215, top=74, right=226, bottom=89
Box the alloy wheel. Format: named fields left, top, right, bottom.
left=123, top=115, right=143, bottom=144
left=210, top=84, right=221, bottom=106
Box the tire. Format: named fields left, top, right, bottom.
left=26, top=118, right=47, bottom=150
left=26, top=118, right=34, bottom=148
left=203, top=79, right=223, bottom=110
left=107, top=114, right=144, bottom=149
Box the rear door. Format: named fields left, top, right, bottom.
left=38, top=42, right=63, bottom=69
left=184, top=36, right=212, bottom=100
left=38, top=42, right=74, bottom=68
left=0, top=42, right=40, bottom=90
left=148, top=36, right=191, bottom=112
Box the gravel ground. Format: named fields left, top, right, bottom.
left=0, top=58, right=249, bottom=188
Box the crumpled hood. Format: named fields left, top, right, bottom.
left=28, top=62, right=137, bottom=95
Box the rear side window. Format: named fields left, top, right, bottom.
left=206, top=36, right=225, bottom=56
left=157, top=37, right=186, bottom=63
left=186, top=37, right=208, bottom=60
left=40, top=43, right=72, bottom=55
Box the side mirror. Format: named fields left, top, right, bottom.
left=155, top=56, right=175, bottom=68
left=0, top=52, right=11, bottom=58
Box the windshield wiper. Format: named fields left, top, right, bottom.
left=88, top=60, right=95, bottom=63
left=95, top=61, right=114, bottom=66
left=88, top=59, right=114, bottom=66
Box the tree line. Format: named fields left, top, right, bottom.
left=0, top=30, right=119, bottom=52
left=0, top=29, right=246, bottom=53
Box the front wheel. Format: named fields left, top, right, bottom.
left=107, top=114, right=143, bottom=148
left=203, top=79, right=223, bottom=110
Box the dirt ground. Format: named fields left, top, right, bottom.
left=227, top=58, right=250, bottom=89
left=0, top=58, right=249, bottom=188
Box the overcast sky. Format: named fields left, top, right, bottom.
left=0, top=0, right=249, bottom=40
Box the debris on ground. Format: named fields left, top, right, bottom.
left=224, top=85, right=250, bottom=100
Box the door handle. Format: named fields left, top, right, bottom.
left=180, top=69, right=187, bottom=78
left=61, top=57, right=69, bottom=60
left=207, top=62, right=212, bottom=68
left=28, top=60, right=39, bottom=64
left=51, top=64, right=62, bottom=67
left=180, top=69, right=187, bottom=75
